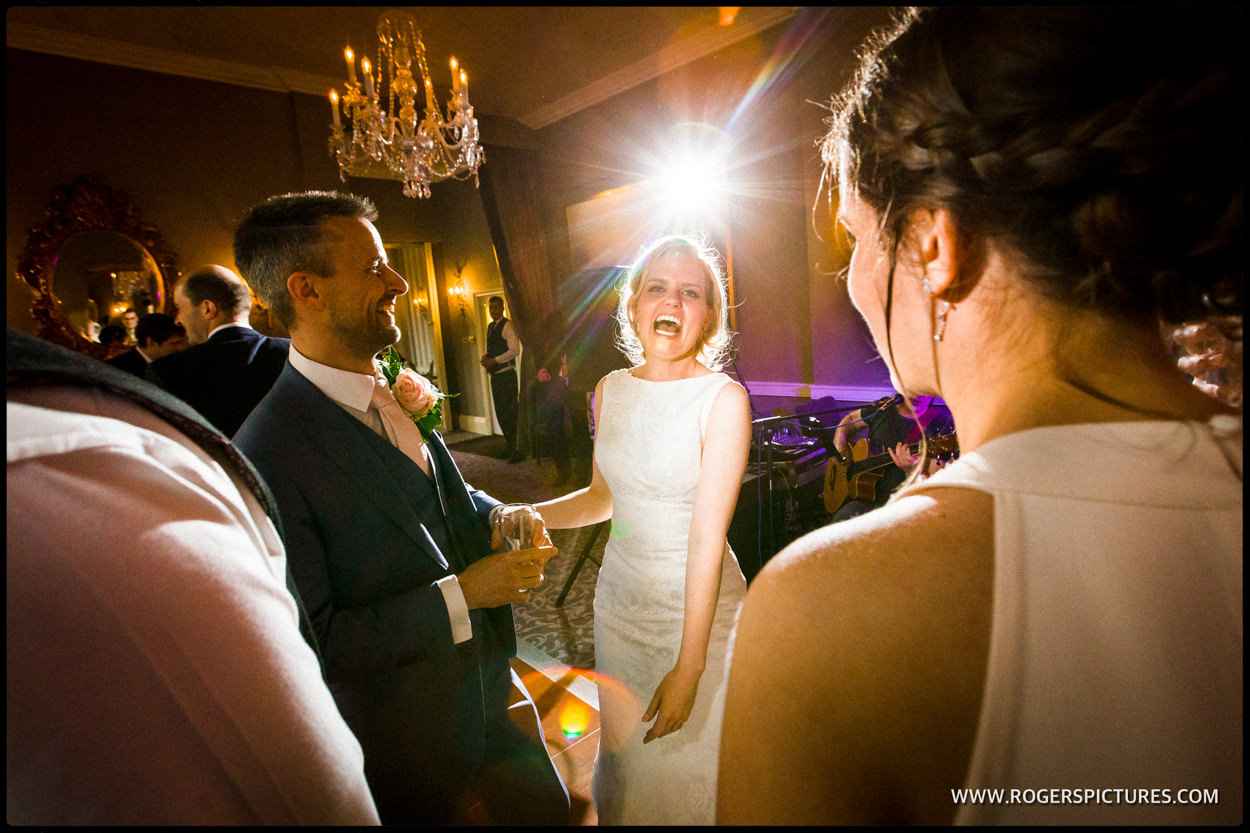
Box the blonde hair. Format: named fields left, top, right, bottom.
left=614, top=234, right=733, bottom=370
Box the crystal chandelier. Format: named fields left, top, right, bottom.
left=328, top=10, right=484, bottom=198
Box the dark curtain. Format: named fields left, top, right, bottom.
left=477, top=144, right=558, bottom=455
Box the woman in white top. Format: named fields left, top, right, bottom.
left=719, top=7, right=1242, bottom=825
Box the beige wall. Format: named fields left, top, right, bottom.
left=531, top=7, right=896, bottom=406
left=7, top=7, right=896, bottom=421
left=5, top=48, right=504, bottom=426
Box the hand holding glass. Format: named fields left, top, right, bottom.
left=495, top=504, right=539, bottom=551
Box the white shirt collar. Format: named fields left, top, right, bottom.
left=207, top=321, right=253, bottom=340
left=289, top=346, right=377, bottom=413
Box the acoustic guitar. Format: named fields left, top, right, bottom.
left=823, top=432, right=959, bottom=515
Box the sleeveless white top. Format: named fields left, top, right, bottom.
left=899, top=418, right=1242, bottom=824
left=590, top=368, right=747, bottom=825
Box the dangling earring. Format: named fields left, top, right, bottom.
left=922, top=274, right=951, bottom=342
left=933, top=300, right=950, bottom=342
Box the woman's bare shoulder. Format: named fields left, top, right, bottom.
left=745, top=487, right=994, bottom=670
left=725, top=487, right=994, bottom=822
left=759, top=487, right=989, bottom=588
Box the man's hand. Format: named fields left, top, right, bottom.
left=458, top=545, right=557, bottom=610
left=887, top=442, right=918, bottom=470
left=480, top=355, right=498, bottom=370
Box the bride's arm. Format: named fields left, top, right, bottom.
left=642, top=380, right=752, bottom=743
left=534, top=375, right=613, bottom=530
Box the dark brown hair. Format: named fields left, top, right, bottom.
left=233, top=191, right=378, bottom=326
left=824, top=7, right=1241, bottom=328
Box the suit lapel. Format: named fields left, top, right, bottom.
left=424, top=431, right=486, bottom=571
left=278, top=367, right=451, bottom=570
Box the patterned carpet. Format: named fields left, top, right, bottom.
left=447, top=434, right=601, bottom=671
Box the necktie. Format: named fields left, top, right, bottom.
left=372, top=376, right=431, bottom=475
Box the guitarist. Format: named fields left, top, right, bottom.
left=830, top=394, right=953, bottom=521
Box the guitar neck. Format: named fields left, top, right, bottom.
left=848, top=438, right=929, bottom=476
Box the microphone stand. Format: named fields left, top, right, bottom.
left=746, top=404, right=865, bottom=579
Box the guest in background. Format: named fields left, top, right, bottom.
left=97, top=324, right=127, bottom=350
left=720, top=7, right=1241, bottom=825
left=480, top=295, right=524, bottom=463
left=536, top=236, right=751, bottom=824
left=827, top=393, right=953, bottom=521
left=7, top=328, right=379, bottom=825
left=232, top=191, right=569, bottom=825
left=146, top=265, right=289, bottom=437
left=105, top=313, right=187, bottom=377
left=533, top=365, right=573, bottom=486
left=532, top=315, right=574, bottom=487
left=121, top=308, right=140, bottom=344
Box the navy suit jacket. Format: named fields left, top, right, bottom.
left=234, top=362, right=512, bottom=808
left=104, top=347, right=148, bottom=378
left=146, top=326, right=289, bottom=437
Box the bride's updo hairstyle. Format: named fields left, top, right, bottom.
left=615, top=235, right=734, bottom=370
left=823, top=7, right=1241, bottom=333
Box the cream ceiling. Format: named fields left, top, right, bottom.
left=6, top=6, right=800, bottom=130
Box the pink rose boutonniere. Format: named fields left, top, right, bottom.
left=378, top=346, right=452, bottom=439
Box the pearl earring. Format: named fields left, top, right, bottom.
left=934, top=300, right=950, bottom=341
left=922, top=274, right=951, bottom=342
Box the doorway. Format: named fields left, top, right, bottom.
left=386, top=243, right=452, bottom=433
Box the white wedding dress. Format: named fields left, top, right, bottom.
left=590, top=368, right=748, bottom=825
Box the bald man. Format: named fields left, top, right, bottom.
left=147, top=265, right=290, bottom=436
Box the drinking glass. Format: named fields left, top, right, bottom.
left=495, top=503, right=539, bottom=551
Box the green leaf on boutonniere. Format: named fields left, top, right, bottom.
left=378, top=345, right=405, bottom=387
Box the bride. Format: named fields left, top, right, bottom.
left=535, top=235, right=751, bottom=824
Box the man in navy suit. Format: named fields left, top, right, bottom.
left=105, top=313, right=187, bottom=377
left=232, top=192, right=569, bottom=825
left=146, top=265, right=289, bottom=436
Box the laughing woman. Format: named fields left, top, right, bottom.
left=718, top=6, right=1241, bottom=826
left=535, top=235, right=751, bottom=824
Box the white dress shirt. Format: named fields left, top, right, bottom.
left=288, top=346, right=474, bottom=644
left=6, top=385, right=379, bottom=825
left=490, top=318, right=521, bottom=365
left=206, top=320, right=255, bottom=340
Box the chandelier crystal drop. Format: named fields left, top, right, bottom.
left=328, top=11, right=484, bottom=198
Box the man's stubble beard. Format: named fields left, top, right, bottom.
left=330, top=307, right=401, bottom=362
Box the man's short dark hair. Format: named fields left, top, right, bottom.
left=179, top=266, right=253, bottom=318
left=135, top=313, right=184, bottom=348
left=233, top=191, right=378, bottom=327
left=98, top=325, right=126, bottom=346
left=489, top=296, right=504, bottom=305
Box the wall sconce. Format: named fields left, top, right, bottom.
left=447, top=281, right=468, bottom=312
left=447, top=264, right=475, bottom=341
left=447, top=264, right=469, bottom=316
left=413, top=293, right=430, bottom=321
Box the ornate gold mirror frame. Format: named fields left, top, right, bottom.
left=16, top=177, right=180, bottom=359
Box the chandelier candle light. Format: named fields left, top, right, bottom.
left=329, top=11, right=484, bottom=198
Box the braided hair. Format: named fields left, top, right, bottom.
left=824, top=7, right=1241, bottom=330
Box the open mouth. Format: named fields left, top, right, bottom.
left=654, top=314, right=682, bottom=336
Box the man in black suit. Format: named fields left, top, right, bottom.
left=146, top=265, right=289, bottom=436
left=105, top=313, right=187, bottom=377
left=232, top=191, right=569, bottom=825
